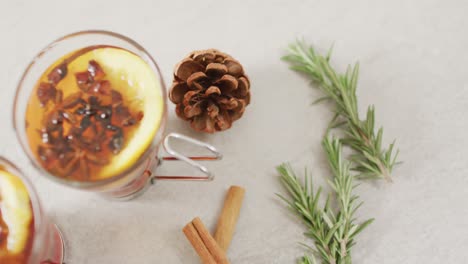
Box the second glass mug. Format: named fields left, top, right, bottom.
left=13, top=30, right=221, bottom=200
left=0, top=157, right=64, bottom=264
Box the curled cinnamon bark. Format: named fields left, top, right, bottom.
left=214, top=186, right=245, bottom=251
left=183, top=217, right=229, bottom=264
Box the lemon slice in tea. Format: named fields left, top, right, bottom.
left=0, top=170, right=33, bottom=255
left=26, top=46, right=164, bottom=181
left=74, top=48, right=164, bottom=179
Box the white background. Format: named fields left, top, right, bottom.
left=1, top=0, right=467, bottom=263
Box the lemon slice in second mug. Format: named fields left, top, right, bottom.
left=0, top=170, right=33, bottom=255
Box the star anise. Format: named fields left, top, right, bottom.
left=35, top=60, right=143, bottom=181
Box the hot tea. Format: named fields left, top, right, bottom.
left=25, top=46, right=164, bottom=182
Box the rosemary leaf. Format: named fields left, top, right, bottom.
left=283, top=40, right=399, bottom=182
left=278, top=137, right=373, bottom=264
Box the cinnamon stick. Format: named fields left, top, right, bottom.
left=183, top=222, right=216, bottom=264
left=183, top=217, right=230, bottom=264
left=192, top=217, right=229, bottom=264
left=214, top=186, right=245, bottom=251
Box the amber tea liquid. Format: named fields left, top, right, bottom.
left=25, top=46, right=163, bottom=182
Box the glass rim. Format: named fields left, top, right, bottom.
left=12, top=30, right=168, bottom=189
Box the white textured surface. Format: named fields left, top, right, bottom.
left=1, top=0, right=467, bottom=263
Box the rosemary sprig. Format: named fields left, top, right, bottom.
left=299, top=255, right=317, bottom=264
left=282, top=41, right=399, bottom=182
left=278, top=137, right=373, bottom=264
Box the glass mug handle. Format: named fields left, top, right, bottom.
left=153, top=133, right=222, bottom=181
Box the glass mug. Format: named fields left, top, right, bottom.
left=0, top=157, right=64, bottom=264
left=13, top=30, right=221, bottom=200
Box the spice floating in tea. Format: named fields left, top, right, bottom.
left=30, top=58, right=143, bottom=182
left=26, top=46, right=165, bottom=182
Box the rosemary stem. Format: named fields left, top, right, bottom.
left=377, top=161, right=392, bottom=183
left=355, top=125, right=393, bottom=182
left=283, top=40, right=399, bottom=181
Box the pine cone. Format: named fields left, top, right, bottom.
left=169, top=49, right=250, bottom=133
